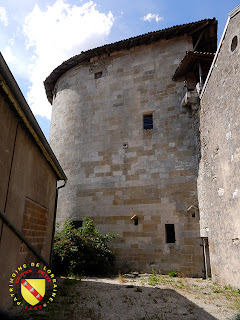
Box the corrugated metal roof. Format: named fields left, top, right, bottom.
left=44, top=18, right=217, bottom=103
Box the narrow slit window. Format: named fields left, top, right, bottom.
left=134, top=218, right=139, bottom=226
left=95, top=71, right=102, bottom=79
left=143, top=114, right=153, bottom=130
left=165, top=224, right=176, bottom=243
left=72, top=220, right=83, bottom=229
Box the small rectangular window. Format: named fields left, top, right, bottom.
left=165, top=224, right=176, bottom=243
left=95, top=71, right=102, bottom=79
left=72, top=220, right=83, bottom=229
left=143, top=114, right=153, bottom=130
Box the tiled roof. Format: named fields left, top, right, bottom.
left=172, top=51, right=215, bottom=80
left=44, top=18, right=217, bottom=103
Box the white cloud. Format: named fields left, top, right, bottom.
left=2, top=46, right=16, bottom=63
left=23, top=0, right=114, bottom=119
left=2, top=44, right=31, bottom=83
left=8, top=38, right=15, bottom=46
left=142, top=13, right=163, bottom=23
left=0, top=7, right=8, bottom=26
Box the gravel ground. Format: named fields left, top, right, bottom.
left=9, top=273, right=240, bottom=320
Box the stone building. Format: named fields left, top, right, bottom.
left=0, top=53, right=66, bottom=306
left=198, top=5, right=240, bottom=288
left=45, top=19, right=217, bottom=276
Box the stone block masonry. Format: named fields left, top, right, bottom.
left=49, top=34, right=203, bottom=276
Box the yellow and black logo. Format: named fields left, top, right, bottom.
left=21, top=279, right=45, bottom=305
left=9, top=262, right=57, bottom=310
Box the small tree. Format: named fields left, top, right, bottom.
left=53, top=218, right=117, bottom=275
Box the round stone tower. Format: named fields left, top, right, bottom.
left=45, top=19, right=217, bottom=275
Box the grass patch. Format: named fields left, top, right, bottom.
left=148, top=275, right=162, bottom=286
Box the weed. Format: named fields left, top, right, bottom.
left=175, top=280, right=184, bottom=289
left=151, top=268, right=161, bottom=276
left=168, top=270, right=178, bottom=277
left=227, top=287, right=240, bottom=296
left=148, top=275, right=161, bottom=286
left=227, top=305, right=235, bottom=310
left=118, top=272, right=126, bottom=283
left=135, top=286, right=142, bottom=292
left=213, top=289, right=222, bottom=293
left=151, top=268, right=156, bottom=275
left=166, top=279, right=174, bottom=283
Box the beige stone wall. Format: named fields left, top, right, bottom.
left=50, top=34, right=204, bottom=276
left=198, top=11, right=240, bottom=287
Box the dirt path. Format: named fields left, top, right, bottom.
left=11, top=273, right=240, bottom=320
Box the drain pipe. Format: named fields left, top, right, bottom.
left=202, top=238, right=209, bottom=279
left=50, top=180, right=67, bottom=265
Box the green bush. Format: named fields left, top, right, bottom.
left=53, top=218, right=117, bottom=275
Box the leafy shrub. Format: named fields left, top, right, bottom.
left=53, top=218, right=117, bottom=275
left=168, top=270, right=178, bottom=277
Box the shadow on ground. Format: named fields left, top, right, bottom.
left=7, top=277, right=226, bottom=320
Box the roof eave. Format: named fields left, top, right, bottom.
left=173, top=51, right=215, bottom=80
left=0, top=53, right=67, bottom=181
left=44, top=18, right=217, bottom=104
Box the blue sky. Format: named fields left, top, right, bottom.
left=0, top=0, right=239, bottom=139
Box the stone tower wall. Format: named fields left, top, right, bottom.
left=50, top=34, right=204, bottom=276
